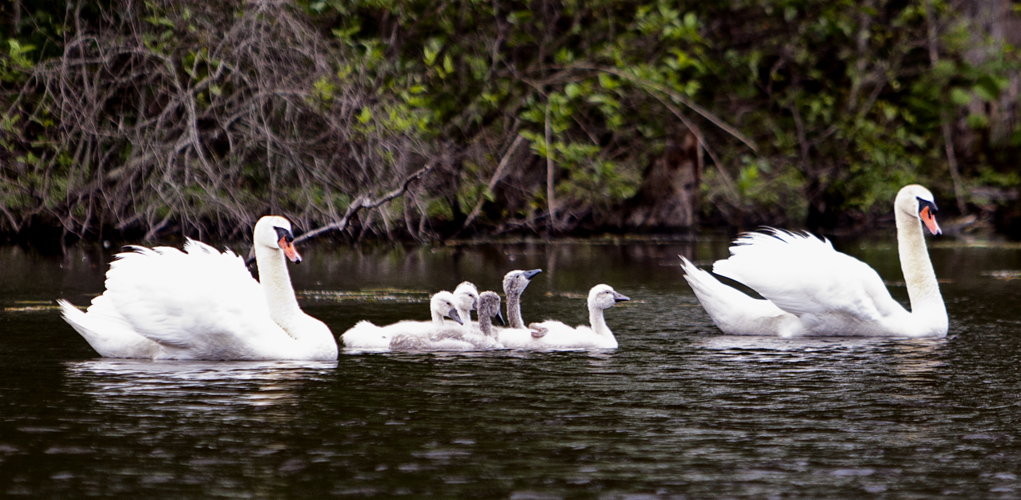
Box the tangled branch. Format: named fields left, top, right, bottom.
left=1, top=1, right=443, bottom=242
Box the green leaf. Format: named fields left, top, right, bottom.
left=597, top=73, right=619, bottom=90
left=332, top=25, right=361, bottom=41
left=949, top=88, right=971, bottom=106
left=424, top=46, right=438, bottom=66
left=564, top=83, right=583, bottom=99
left=974, top=74, right=1007, bottom=102
left=966, top=113, right=989, bottom=129
left=424, top=38, right=444, bottom=66
left=357, top=107, right=372, bottom=124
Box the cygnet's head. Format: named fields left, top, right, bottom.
left=478, top=291, right=505, bottom=326
left=453, top=281, right=479, bottom=313
left=587, top=284, right=629, bottom=312
left=431, top=291, right=462, bottom=325
left=254, top=216, right=301, bottom=263
left=503, top=269, right=542, bottom=296
left=896, top=184, right=941, bottom=236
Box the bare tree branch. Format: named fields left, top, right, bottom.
left=294, top=164, right=434, bottom=244
left=457, top=134, right=527, bottom=234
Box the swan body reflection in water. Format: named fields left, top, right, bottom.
left=65, top=359, right=337, bottom=408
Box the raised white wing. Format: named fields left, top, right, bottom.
left=712, top=229, right=907, bottom=323
left=101, top=240, right=287, bottom=359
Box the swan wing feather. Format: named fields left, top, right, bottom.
left=712, top=229, right=906, bottom=323
left=102, top=240, right=284, bottom=358
left=516, top=321, right=614, bottom=349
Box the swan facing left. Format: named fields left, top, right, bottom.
left=58, top=215, right=338, bottom=361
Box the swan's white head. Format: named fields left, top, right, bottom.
left=503, top=269, right=542, bottom=296
left=431, top=291, right=462, bottom=325
left=478, top=291, right=505, bottom=326
left=453, top=282, right=479, bottom=312
left=896, top=184, right=941, bottom=236
left=588, top=284, right=629, bottom=312
left=254, top=216, right=302, bottom=263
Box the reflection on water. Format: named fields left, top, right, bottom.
left=2, top=240, right=1021, bottom=498
left=65, top=359, right=337, bottom=408
left=694, top=335, right=948, bottom=374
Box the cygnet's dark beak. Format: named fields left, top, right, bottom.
left=523, top=269, right=542, bottom=280
left=495, top=309, right=505, bottom=326
left=613, top=292, right=630, bottom=303
left=448, top=308, right=463, bottom=325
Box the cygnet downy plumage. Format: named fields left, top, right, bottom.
left=502, top=269, right=542, bottom=328
left=505, top=284, right=629, bottom=350
left=341, top=291, right=462, bottom=351
left=450, top=281, right=479, bottom=332
left=390, top=291, right=505, bottom=351
left=495, top=269, right=545, bottom=346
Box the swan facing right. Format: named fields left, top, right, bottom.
left=340, top=291, right=463, bottom=351
left=58, top=216, right=338, bottom=360
left=681, top=184, right=948, bottom=338
left=501, top=284, right=629, bottom=350
left=390, top=291, right=505, bottom=351
left=502, top=269, right=542, bottom=328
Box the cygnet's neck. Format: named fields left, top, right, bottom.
left=256, top=244, right=303, bottom=337
left=478, top=315, right=494, bottom=338
left=588, top=304, right=612, bottom=337
left=457, top=306, right=474, bottom=332
left=895, top=205, right=947, bottom=326
left=506, top=289, right=524, bottom=329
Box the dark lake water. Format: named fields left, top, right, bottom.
left=2, top=235, right=1021, bottom=498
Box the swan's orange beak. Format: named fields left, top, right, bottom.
left=279, top=236, right=302, bottom=263
left=920, top=206, right=941, bottom=236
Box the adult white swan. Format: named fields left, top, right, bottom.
left=501, top=284, right=629, bottom=349
left=58, top=216, right=338, bottom=360
left=340, top=291, right=463, bottom=351
left=680, top=184, right=948, bottom=338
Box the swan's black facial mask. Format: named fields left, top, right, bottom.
left=273, top=226, right=302, bottom=263
left=916, top=197, right=938, bottom=214
left=916, top=197, right=942, bottom=236
left=274, top=226, right=295, bottom=244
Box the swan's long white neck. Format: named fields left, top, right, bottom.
left=255, top=244, right=303, bottom=339
left=588, top=305, right=611, bottom=337
left=895, top=202, right=947, bottom=331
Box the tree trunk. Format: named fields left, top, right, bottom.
left=619, top=132, right=700, bottom=231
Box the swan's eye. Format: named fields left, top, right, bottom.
left=916, top=197, right=938, bottom=214
left=273, top=226, right=295, bottom=243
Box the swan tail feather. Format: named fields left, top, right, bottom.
left=680, top=256, right=796, bottom=336
left=58, top=299, right=159, bottom=358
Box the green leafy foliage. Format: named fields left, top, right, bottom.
left=1, top=0, right=1019, bottom=243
